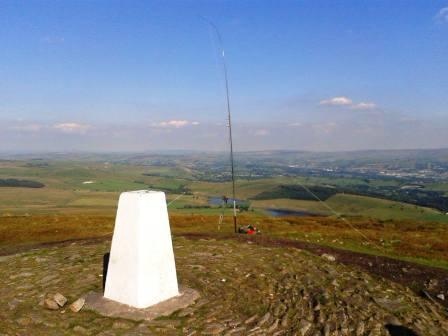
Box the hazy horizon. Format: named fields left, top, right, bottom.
left=1, top=1, right=448, bottom=152
left=2, top=147, right=448, bottom=157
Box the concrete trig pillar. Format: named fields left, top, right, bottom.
left=104, top=190, right=179, bottom=308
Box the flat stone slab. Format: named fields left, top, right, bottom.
left=84, top=286, right=200, bottom=321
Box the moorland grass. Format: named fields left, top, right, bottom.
left=1, top=213, right=447, bottom=269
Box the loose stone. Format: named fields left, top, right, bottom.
left=44, top=298, right=59, bottom=310
left=321, top=254, right=336, bottom=262
left=69, top=298, right=85, bottom=312
left=53, top=293, right=67, bottom=307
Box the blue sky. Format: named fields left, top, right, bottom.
left=1, top=0, right=448, bottom=151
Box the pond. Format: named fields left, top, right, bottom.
left=265, top=208, right=322, bottom=217
left=208, top=196, right=245, bottom=206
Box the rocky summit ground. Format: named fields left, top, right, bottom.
left=1, top=237, right=447, bottom=336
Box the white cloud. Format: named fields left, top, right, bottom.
left=320, top=96, right=378, bottom=111
left=435, top=7, right=448, bottom=23
left=253, top=129, right=270, bottom=136
left=319, top=96, right=353, bottom=106
left=3, top=118, right=448, bottom=152
left=152, top=120, right=200, bottom=128
left=53, top=122, right=91, bottom=134
left=351, top=102, right=376, bottom=110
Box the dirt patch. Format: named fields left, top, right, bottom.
left=0, top=234, right=112, bottom=256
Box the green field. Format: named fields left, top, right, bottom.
left=1, top=160, right=447, bottom=222
left=1, top=158, right=448, bottom=269
left=252, top=193, right=448, bottom=223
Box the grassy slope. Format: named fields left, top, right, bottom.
left=252, top=194, right=448, bottom=223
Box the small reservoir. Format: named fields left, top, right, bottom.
left=208, top=197, right=245, bottom=206
left=265, top=208, right=322, bottom=217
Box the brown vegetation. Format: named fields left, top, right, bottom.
left=1, top=213, right=445, bottom=269
left=170, top=214, right=448, bottom=267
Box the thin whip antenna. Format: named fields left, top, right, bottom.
left=167, top=193, right=185, bottom=207
left=203, top=17, right=238, bottom=233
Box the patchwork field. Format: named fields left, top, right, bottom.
left=1, top=159, right=448, bottom=269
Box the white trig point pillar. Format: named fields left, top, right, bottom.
left=104, top=190, right=179, bottom=308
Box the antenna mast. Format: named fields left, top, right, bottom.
left=226, top=62, right=237, bottom=234
left=204, top=18, right=238, bottom=233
